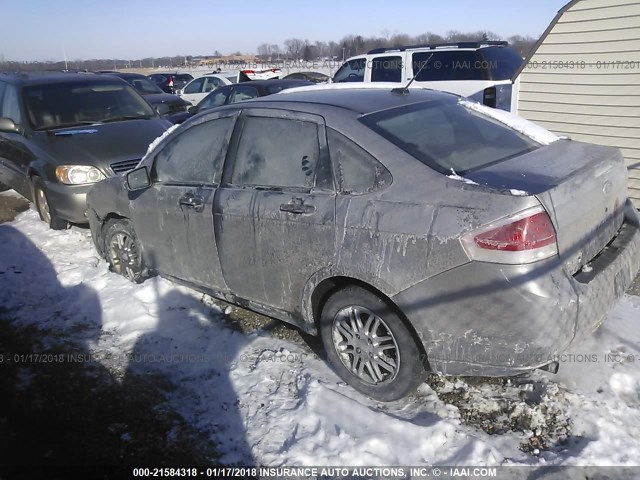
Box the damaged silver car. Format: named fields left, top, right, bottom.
left=86, top=87, right=640, bottom=401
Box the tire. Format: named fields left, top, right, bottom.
left=32, top=177, right=69, bottom=230
left=320, top=285, right=427, bottom=401
left=103, top=218, right=147, bottom=283
left=0, top=182, right=8, bottom=192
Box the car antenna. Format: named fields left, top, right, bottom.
left=391, top=53, right=433, bottom=95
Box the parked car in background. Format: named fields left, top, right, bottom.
left=185, top=79, right=312, bottom=117
left=177, top=73, right=233, bottom=106
left=0, top=72, right=170, bottom=229
left=333, top=41, right=523, bottom=111
left=238, top=68, right=282, bottom=82
left=282, top=71, right=330, bottom=83
left=104, top=72, right=190, bottom=123
left=86, top=86, right=640, bottom=401
left=147, top=72, right=194, bottom=94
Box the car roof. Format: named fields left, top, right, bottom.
left=235, top=79, right=312, bottom=88
left=247, top=85, right=456, bottom=114
left=0, top=72, right=126, bottom=87
left=104, top=72, right=146, bottom=79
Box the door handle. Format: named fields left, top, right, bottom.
left=279, top=198, right=315, bottom=214
left=179, top=195, right=204, bottom=211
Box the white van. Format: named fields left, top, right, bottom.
left=332, top=41, right=523, bottom=111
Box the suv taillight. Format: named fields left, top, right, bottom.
left=168, top=77, right=174, bottom=87
left=460, top=206, right=558, bottom=264
left=483, top=87, right=497, bottom=108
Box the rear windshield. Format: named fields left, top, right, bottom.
left=361, top=100, right=539, bottom=174
left=174, top=74, right=193, bottom=82
left=481, top=47, right=524, bottom=80
left=23, top=80, right=155, bottom=130
left=126, top=76, right=162, bottom=94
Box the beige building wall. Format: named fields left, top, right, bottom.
left=514, top=0, right=640, bottom=207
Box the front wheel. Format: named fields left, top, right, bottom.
left=320, top=285, right=427, bottom=401
left=32, top=177, right=69, bottom=230
left=103, top=218, right=147, bottom=283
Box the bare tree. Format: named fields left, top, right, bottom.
left=257, top=43, right=271, bottom=59
left=284, top=38, right=305, bottom=60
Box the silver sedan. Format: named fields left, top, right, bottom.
left=87, top=87, right=640, bottom=401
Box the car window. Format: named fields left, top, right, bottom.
left=0, top=81, right=7, bottom=107
left=203, top=77, right=221, bottom=92
left=481, top=47, right=524, bottom=80
left=265, top=83, right=299, bottom=94
left=328, top=128, right=391, bottom=193
left=175, top=74, right=193, bottom=82
left=153, top=117, right=233, bottom=184
left=412, top=51, right=488, bottom=81
left=149, top=75, right=165, bottom=84
left=198, top=87, right=231, bottom=111
left=333, top=58, right=366, bottom=83
left=371, top=55, right=403, bottom=83
left=129, top=77, right=162, bottom=94
left=184, top=78, right=205, bottom=94
left=361, top=100, right=539, bottom=174
left=1, top=85, right=23, bottom=124
left=230, top=86, right=259, bottom=103
left=231, top=116, right=319, bottom=188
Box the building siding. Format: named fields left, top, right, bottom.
left=514, top=0, right=640, bottom=208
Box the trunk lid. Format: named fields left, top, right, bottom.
left=466, top=140, right=627, bottom=273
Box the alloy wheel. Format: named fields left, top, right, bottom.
left=332, top=305, right=400, bottom=385
left=109, top=232, right=140, bottom=281
left=36, top=188, right=51, bottom=224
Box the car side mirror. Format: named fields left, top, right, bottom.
left=188, top=106, right=198, bottom=115
left=176, top=89, right=183, bottom=96
left=126, top=166, right=151, bottom=191
left=155, top=104, right=170, bottom=116
left=0, top=117, right=24, bottom=135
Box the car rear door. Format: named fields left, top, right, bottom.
left=131, top=111, right=239, bottom=290
left=214, top=108, right=336, bottom=313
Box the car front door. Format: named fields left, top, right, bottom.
left=0, top=83, right=33, bottom=197
left=131, top=111, right=239, bottom=290
left=214, top=108, right=336, bottom=314
left=180, top=77, right=205, bottom=105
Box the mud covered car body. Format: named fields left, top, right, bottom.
left=86, top=87, right=640, bottom=395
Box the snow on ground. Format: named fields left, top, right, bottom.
left=2, top=207, right=640, bottom=468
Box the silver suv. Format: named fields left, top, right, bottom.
left=332, top=41, right=523, bottom=111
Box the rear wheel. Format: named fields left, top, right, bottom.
left=103, top=218, right=147, bottom=283
left=320, top=285, right=426, bottom=401
left=32, top=177, right=69, bottom=230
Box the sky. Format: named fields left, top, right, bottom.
left=0, top=0, right=569, bottom=61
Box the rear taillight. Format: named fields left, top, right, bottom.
left=461, top=206, right=558, bottom=264
left=168, top=77, right=174, bottom=87
left=483, top=87, right=497, bottom=108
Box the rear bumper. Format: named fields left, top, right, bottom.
left=392, top=200, right=640, bottom=376
left=43, top=180, right=93, bottom=224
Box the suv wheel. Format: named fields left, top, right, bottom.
left=103, top=218, right=147, bottom=283
left=320, top=285, right=426, bottom=401
left=32, top=177, right=69, bottom=230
